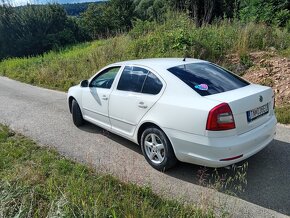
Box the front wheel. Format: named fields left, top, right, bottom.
left=72, top=99, right=84, bottom=127
left=141, top=127, right=177, bottom=171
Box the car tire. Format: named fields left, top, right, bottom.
left=141, top=127, right=177, bottom=171
left=72, top=99, right=84, bottom=127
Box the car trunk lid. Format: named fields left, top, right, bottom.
left=205, top=84, right=274, bottom=135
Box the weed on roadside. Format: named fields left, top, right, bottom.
left=275, top=106, right=290, bottom=124
left=197, top=162, right=248, bottom=196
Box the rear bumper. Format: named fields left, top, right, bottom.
left=165, top=116, right=277, bottom=167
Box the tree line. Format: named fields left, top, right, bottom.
left=0, top=0, right=289, bottom=60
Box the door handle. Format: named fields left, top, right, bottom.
left=102, top=95, right=108, bottom=100
left=138, top=102, right=148, bottom=109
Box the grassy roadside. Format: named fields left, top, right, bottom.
left=275, top=105, right=290, bottom=124
left=0, top=124, right=213, bottom=217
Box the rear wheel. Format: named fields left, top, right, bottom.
left=72, top=99, right=84, bottom=127
left=141, top=127, right=177, bottom=171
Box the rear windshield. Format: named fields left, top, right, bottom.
left=167, top=62, right=249, bottom=96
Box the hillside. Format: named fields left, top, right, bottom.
left=15, top=2, right=104, bottom=16
left=0, top=15, right=289, bottom=122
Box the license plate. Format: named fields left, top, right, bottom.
left=247, top=103, right=269, bottom=122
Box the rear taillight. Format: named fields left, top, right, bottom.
left=206, top=103, right=235, bottom=131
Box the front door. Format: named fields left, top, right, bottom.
left=82, top=66, right=121, bottom=129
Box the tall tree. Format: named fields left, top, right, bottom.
left=134, top=0, right=168, bottom=21
left=106, top=0, right=135, bottom=31
left=80, top=3, right=108, bottom=39
left=0, top=3, right=87, bottom=59
left=80, top=0, right=135, bottom=39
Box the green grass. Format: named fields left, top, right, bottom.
left=0, top=124, right=213, bottom=217
left=279, top=47, right=290, bottom=58
left=275, top=106, right=290, bottom=124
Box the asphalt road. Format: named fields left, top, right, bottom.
left=0, top=76, right=289, bottom=217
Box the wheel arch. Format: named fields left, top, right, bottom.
left=137, top=122, right=159, bottom=145
left=68, top=96, right=76, bottom=113
left=137, top=122, right=176, bottom=154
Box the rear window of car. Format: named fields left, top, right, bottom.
left=117, top=66, right=148, bottom=92
left=117, top=66, right=163, bottom=95
left=142, top=72, right=163, bottom=95
left=167, top=62, right=249, bottom=96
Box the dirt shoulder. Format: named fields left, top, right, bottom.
left=227, top=51, right=290, bottom=107
left=225, top=51, right=290, bottom=124
left=242, top=52, right=290, bottom=106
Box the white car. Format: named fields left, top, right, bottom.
left=67, top=58, right=277, bottom=170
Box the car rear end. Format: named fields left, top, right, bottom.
left=165, top=61, right=277, bottom=167
left=202, top=84, right=276, bottom=167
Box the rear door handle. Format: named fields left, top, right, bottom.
left=138, top=102, right=148, bottom=109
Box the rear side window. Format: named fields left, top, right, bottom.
left=142, top=72, right=163, bottom=95
left=117, top=66, right=163, bottom=95
left=117, top=66, right=148, bottom=92
left=167, top=62, right=249, bottom=96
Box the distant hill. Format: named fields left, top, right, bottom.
left=55, top=0, right=105, bottom=3
left=14, top=2, right=106, bottom=16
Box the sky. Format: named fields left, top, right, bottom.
left=3, top=0, right=104, bottom=6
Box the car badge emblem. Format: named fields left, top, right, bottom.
left=259, top=95, right=263, bottom=102
left=195, top=84, right=208, bottom=91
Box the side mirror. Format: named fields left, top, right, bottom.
left=80, top=80, right=89, bottom=87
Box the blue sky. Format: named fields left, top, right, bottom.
left=5, top=0, right=104, bottom=6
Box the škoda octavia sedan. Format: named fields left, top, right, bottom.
left=68, top=58, right=276, bottom=170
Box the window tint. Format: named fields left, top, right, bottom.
left=167, top=63, right=249, bottom=96
left=117, top=66, right=148, bottom=92
left=142, top=72, right=163, bottom=95
left=90, top=67, right=120, bottom=89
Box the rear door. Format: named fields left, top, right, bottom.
left=109, top=65, right=164, bottom=137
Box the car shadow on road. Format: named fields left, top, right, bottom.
left=78, top=122, right=142, bottom=154
left=78, top=123, right=290, bottom=216
left=168, top=139, right=290, bottom=216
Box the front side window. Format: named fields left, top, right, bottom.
left=167, top=62, right=249, bottom=96
left=90, top=67, right=121, bottom=89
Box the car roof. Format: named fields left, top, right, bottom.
left=112, top=58, right=207, bottom=71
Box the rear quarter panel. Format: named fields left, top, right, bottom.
left=138, top=77, right=219, bottom=136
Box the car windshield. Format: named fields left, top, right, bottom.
left=167, top=62, right=249, bottom=96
